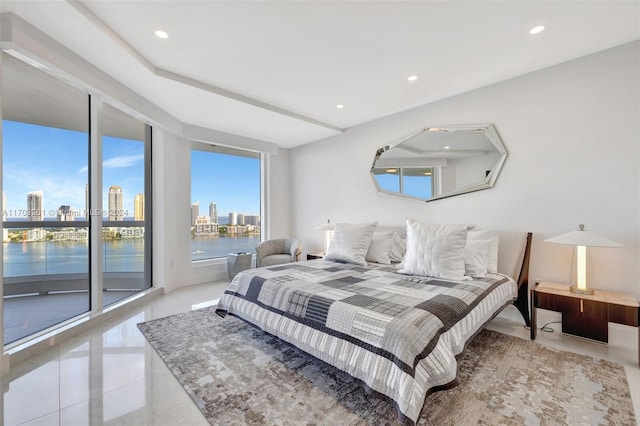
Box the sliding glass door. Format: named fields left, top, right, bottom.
left=1, top=52, right=152, bottom=345
left=2, top=53, right=90, bottom=344
left=101, top=103, right=151, bottom=306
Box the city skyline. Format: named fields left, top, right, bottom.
left=2, top=120, right=144, bottom=218
left=3, top=120, right=261, bottom=219
left=2, top=188, right=143, bottom=220
left=191, top=200, right=259, bottom=226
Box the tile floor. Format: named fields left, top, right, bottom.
left=2, top=281, right=639, bottom=425
left=4, top=291, right=138, bottom=344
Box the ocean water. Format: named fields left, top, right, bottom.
left=2, top=236, right=260, bottom=277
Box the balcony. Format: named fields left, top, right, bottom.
left=3, top=221, right=147, bottom=345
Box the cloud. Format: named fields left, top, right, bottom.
left=76, top=154, right=143, bottom=175
left=104, top=154, right=144, bottom=169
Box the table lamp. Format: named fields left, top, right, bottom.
left=314, top=219, right=336, bottom=254
left=545, top=224, right=622, bottom=295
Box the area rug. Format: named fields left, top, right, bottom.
left=137, top=307, right=636, bottom=425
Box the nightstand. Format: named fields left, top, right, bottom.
left=306, top=253, right=325, bottom=260
left=531, top=282, right=639, bottom=366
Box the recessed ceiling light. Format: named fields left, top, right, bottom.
left=408, top=75, right=418, bottom=82
left=529, top=25, right=545, bottom=35
left=386, top=168, right=397, bottom=173
left=336, top=104, right=344, bottom=109
left=155, top=30, right=169, bottom=39
left=444, top=146, right=451, bottom=150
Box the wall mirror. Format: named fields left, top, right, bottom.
left=370, top=123, right=507, bottom=202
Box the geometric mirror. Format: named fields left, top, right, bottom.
left=371, top=123, right=507, bottom=202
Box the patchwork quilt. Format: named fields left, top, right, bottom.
left=216, top=259, right=517, bottom=424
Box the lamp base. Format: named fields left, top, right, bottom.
left=569, top=285, right=595, bottom=295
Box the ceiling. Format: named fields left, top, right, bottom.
left=1, top=1, right=639, bottom=149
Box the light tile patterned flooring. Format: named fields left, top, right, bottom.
left=2, top=281, right=639, bottom=425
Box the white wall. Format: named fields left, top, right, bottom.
left=290, top=41, right=640, bottom=297
left=264, top=148, right=293, bottom=240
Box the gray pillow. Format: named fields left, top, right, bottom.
left=325, top=221, right=378, bottom=266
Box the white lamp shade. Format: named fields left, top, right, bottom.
left=315, top=221, right=336, bottom=231
left=315, top=220, right=336, bottom=254
left=545, top=224, right=622, bottom=294
left=544, top=225, right=622, bottom=248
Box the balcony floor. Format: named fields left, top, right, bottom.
left=4, top=291, right=138, bottom=345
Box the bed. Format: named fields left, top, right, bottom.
left=216, top=223, right=532, bottom=424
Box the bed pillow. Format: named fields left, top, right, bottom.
left=366, top=231, right=393, bottom=264
left=398, top=219, right=468, bottom=280
left=325, top=221, right=378, bottom=266
left=467, top=230, right=499, bottom=273
left=464, top=239, right=492, bottom=277
left=389, top=232, right=406, bottom=262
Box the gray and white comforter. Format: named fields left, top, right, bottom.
left=215, top=259, right=517, bottom=424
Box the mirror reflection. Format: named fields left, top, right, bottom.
left=371, top=123, right=507, bottom=202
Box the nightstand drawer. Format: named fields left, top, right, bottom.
left=535, top=292, right=607, bottom=320
left=608, top=304, right=640, bottom=327
left=535, top=291, right=572, bottom=312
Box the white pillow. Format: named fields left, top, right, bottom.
left=464, top=239, right=492, bottom=277
left=325, top=221, right=378, bottom=266
left=398, top=219, right=469, bottom=280
left=366, top=231, right=393, bottom=264
left=389, top=232, right=406, bottom=262
left=467, top=230, right=499, bottom=273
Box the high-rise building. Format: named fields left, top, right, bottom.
left=134, top=193, right=144, bottom=220
left=245, top=215, right=261, bottom=226
left=27, top=190, right=44, bottom=221
left=191, top=202, right=199, bottom=226
left=209, top=202, right=217, bottom=224
left=57, top=205, right=74, bottom=221
left=237, top=213, right=245, bottom=225
left=228, top=211, right=237, bottom=226
left=108, top=186, right=123, bottom=221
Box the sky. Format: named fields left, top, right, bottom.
left=191, top=149, right=260, bottom=217
left=2, top=120, right=260, bottom=220
left=375, top=172, right=432, bottom=199
left=3, top=120, right=144, bottom=219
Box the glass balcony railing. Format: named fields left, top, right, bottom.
left=3, top=222, right=145, bottom=294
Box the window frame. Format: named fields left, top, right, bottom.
left=190, top=141, right=262, bottom=262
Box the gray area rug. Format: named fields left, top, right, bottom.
left=137, top=306, right=636, bottom=425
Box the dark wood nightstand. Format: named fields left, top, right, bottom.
left=531, top=282, right=639, bottom=366
left=306, top=253, right=325, bottom=260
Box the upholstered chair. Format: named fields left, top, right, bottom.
left=255, top=239, right=303, bottom=267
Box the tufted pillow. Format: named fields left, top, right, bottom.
left=467, top=230, right=499, bottom=273
left=365, top=231, right=393, bottom=264
left=398, top=219, right=469, bottom=280
left=325, top=221, right=378, bottom=266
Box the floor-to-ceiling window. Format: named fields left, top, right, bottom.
left=2, top=53, right=90, bottom=344
left=190, top=143, right=261, bottom=261
left=1, top=52, right=152, bottom=344
left=102, top=103, right=151, bottom=306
